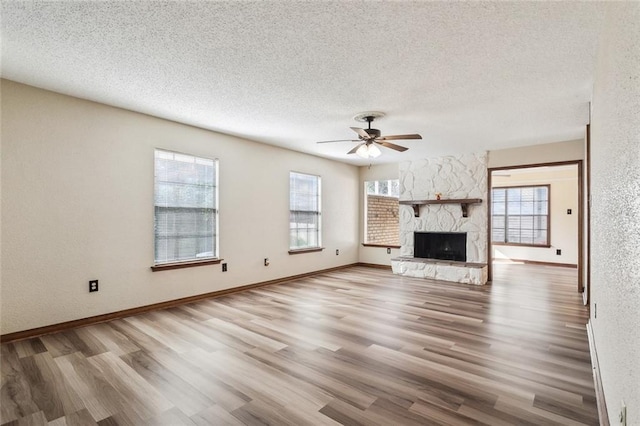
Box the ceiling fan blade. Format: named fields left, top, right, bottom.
left=376, top=141, right=409, bottom=152
left=377, top=134, right=422, bottom=141
left=347, top=143, right=365, bottom=155
left=316, top=139, right=360, bottom=144
left=350, top=127, right=371, bottom=140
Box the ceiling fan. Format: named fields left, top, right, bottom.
left=317, top=112, right=422, bottom=158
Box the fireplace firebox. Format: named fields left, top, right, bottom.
left=414, top=232, right=467, bottom=262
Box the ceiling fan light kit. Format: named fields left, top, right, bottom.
left=316, top=111, right=422, bottom=158
left=356, top=143, right=382, bottom=159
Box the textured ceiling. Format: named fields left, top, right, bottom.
left=1, top=1, right=604, bottom=165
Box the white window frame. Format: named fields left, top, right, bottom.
left=491, top=185, right=550, bottom=247
left=289, top=171, right=322, bottom=252
left=153, top=149, right=219, bottom=267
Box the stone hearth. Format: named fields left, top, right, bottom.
left=391, top=256, right=488, bottom=285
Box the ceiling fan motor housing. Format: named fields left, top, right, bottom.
left=365, top=128, right=381, bottom=138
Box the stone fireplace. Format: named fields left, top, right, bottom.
left=391, top=152, right=488, bottom=285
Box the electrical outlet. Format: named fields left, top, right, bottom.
left=264, top=258, right=269, bottom=266
left=619, top=401, right=626, bottom=425
left=387, top=248, right=391, bottom=254
left=556, top=249, right=562, bottom=255
left=336, top=249, right=339, bottom=255
left=222, top=263, right=227, bottom=272
left=567, top=208, right=572, bottom=215
left=89, top=280, right=99, bottom=292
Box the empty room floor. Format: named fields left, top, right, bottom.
left=1, top=264, right=598, bottom=425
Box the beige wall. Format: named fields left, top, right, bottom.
left=590, top=2, right=640, bottom=424
left=358, top=163, right=400, bottom=265
left=0, top=80, right=359, bottom=334
left=492, top=167, right=579, bottom=265
left=488, top=139, right=584, bottom=168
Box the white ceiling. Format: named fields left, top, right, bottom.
left=1, top=1, right=604, bottom=165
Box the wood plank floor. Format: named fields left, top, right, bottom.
left=1, top=264, right=598, bottom=425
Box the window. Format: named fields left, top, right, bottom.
left=492, top=185, right=549, bottom=246
left=364, top=179, right=400, bottom=246
left=289, top=172, right=321, bottom=250
left=154, top=149, right=218, bottom=265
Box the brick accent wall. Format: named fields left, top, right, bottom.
left=366, top=195, right=400, bottom=245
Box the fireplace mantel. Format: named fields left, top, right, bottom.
left=399, top=198, right=482, bottom=218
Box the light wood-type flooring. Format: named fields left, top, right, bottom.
left=1, top=264, right=598, bottom=425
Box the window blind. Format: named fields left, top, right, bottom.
left=289, top=172, right=321, bottom=249
left=492, top=185, right=549, bottom=246
left=154, top=150, right=218, bottom=264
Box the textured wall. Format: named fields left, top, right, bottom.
left=590, top=2, right=640, bottom=425
left=399, top=152, right=488, bottom=263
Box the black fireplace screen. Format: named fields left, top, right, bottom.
left=414, top=232, right=467, bottom=262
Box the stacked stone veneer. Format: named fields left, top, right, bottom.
left=366, top=194, right=400, bottom=246
left=393, top=152, right=489, bottom=285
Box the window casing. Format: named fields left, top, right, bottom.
left=289, top=172, right=321, bottom=250
left=154, top=149, right=218, bottom=265
left=491, top=185, right=549, bottom=246
left=364, top=179, right=400, bottom=246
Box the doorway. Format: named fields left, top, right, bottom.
left=488, top=161, right=584, bottom=294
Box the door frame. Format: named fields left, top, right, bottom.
left=585, top=124, right=591, bottom=304
left=487, top=160, right=584, bottom=294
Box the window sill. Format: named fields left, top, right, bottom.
left=492, top=242, right=551, bottom=248
left=362, top=243, right=401, bottom=249
left=288, top=247, right=325, bottom=255
left=151, top=258, right=223, bottom=271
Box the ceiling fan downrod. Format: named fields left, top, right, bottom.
left=363, top=116, right=381, bottom=139
left=365, top=116, right=374, bottom=128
